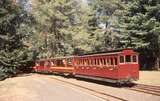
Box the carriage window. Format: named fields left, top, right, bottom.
left=103, top=58, right=106, bottom=65
left=99, top=59, right=101, bottom=65
left=56, top=60, right=60, bottom=66
left=86, top=59, right=88, bottom=65
left=77, top=60, right=80, bottom=65
left=57, top=60, right=65, bottom=66
left=87, top=59, right=89, bottom=65
left=76, top=60, right=78, bottom=65
left=114, top=58, right=117, bottom=65
left=126, top=55, right=131, bottom=62
left=100, top=58, right=103, bottom=65
left=81, top=60, right=82, bottom=65
left=86, top=59, right=89, bottom=65
left=79, top=60, right=81, bottom=65
left=40, top=61, right=44, bottom=66
left=92, top=59, right=94, bottom=65
left=44, top=61, right=50, bottom=66
left=66, top=58, right=72, bottom=66
left=120, top=56, right=124, bottom=63
left=89, top=59, right=92, bottom=65
left=84, top=59, right=86, bottom=65
left=67, top=58, right=72, bottom=64
left=95, top=59, right=97, bottom=65
left=107, top=59, right=110, bottom=65
left=97, top=59, right=100, bottom=65
left=90, top=59, right=93, bottom=65
left=111, top=58, right=113, bottom=65
left=36, top=61, right=40, bottom=66
left=132, top=55, right=137, bottom=62
left=81, top=60, right=83, bottom=65
left=51, top=61, right=54, bottom=66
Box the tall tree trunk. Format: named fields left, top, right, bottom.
left=155, top=56, right=160, bottom=70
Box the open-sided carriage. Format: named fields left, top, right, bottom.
left=33, top=49, right=139, bottom=84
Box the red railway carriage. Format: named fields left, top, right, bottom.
left=74, top=49, right=139, bottom=83
left=33, top=57, right=75, bottom=74
left=33, top=59, right=52, bottom=72
left=49, top=57, right=75, bottom=74
left=33, top=48, right=139, bottom=84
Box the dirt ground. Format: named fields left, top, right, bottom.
left=0, top=71, right=160, bottom=101
left=0, top=74, right=103, bottom=101
left=134, top=71, right=160, bottom=86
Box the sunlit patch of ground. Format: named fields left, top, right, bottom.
left=134, top=71, right=160, bottom=86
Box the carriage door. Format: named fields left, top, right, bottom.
left=125, top=54, right=137, bottom=78
left=125, top=55, right=132, bottom=73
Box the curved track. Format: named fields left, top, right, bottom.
left=50, top=77, right=128, bottom=101
left=129, top=84, right=160, bottom=96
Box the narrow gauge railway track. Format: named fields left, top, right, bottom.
left=129, top=84, right=160, bottom=96
left=50, top=77, right=127, bottom=101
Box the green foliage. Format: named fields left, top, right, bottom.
left=30, top=0, right=96, bottom=57
left=0, top=0, right=34, bottom=80
left=114, top=0, right=160, bottom=69
left=83, top=0, right=123, bottom=52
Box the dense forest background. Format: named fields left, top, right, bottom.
left=0, top=0, right=160, bottom=80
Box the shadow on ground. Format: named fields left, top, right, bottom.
left=33, top=72, right=137, bottom=88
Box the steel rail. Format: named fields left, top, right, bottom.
left=136, top=84, right=160, bottom=89
left=50, top=77, right=128, bottom=101
left=129, top=84, right=160, bottom=96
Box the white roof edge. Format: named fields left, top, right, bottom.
left=75, top=52, right=122, bottom=58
